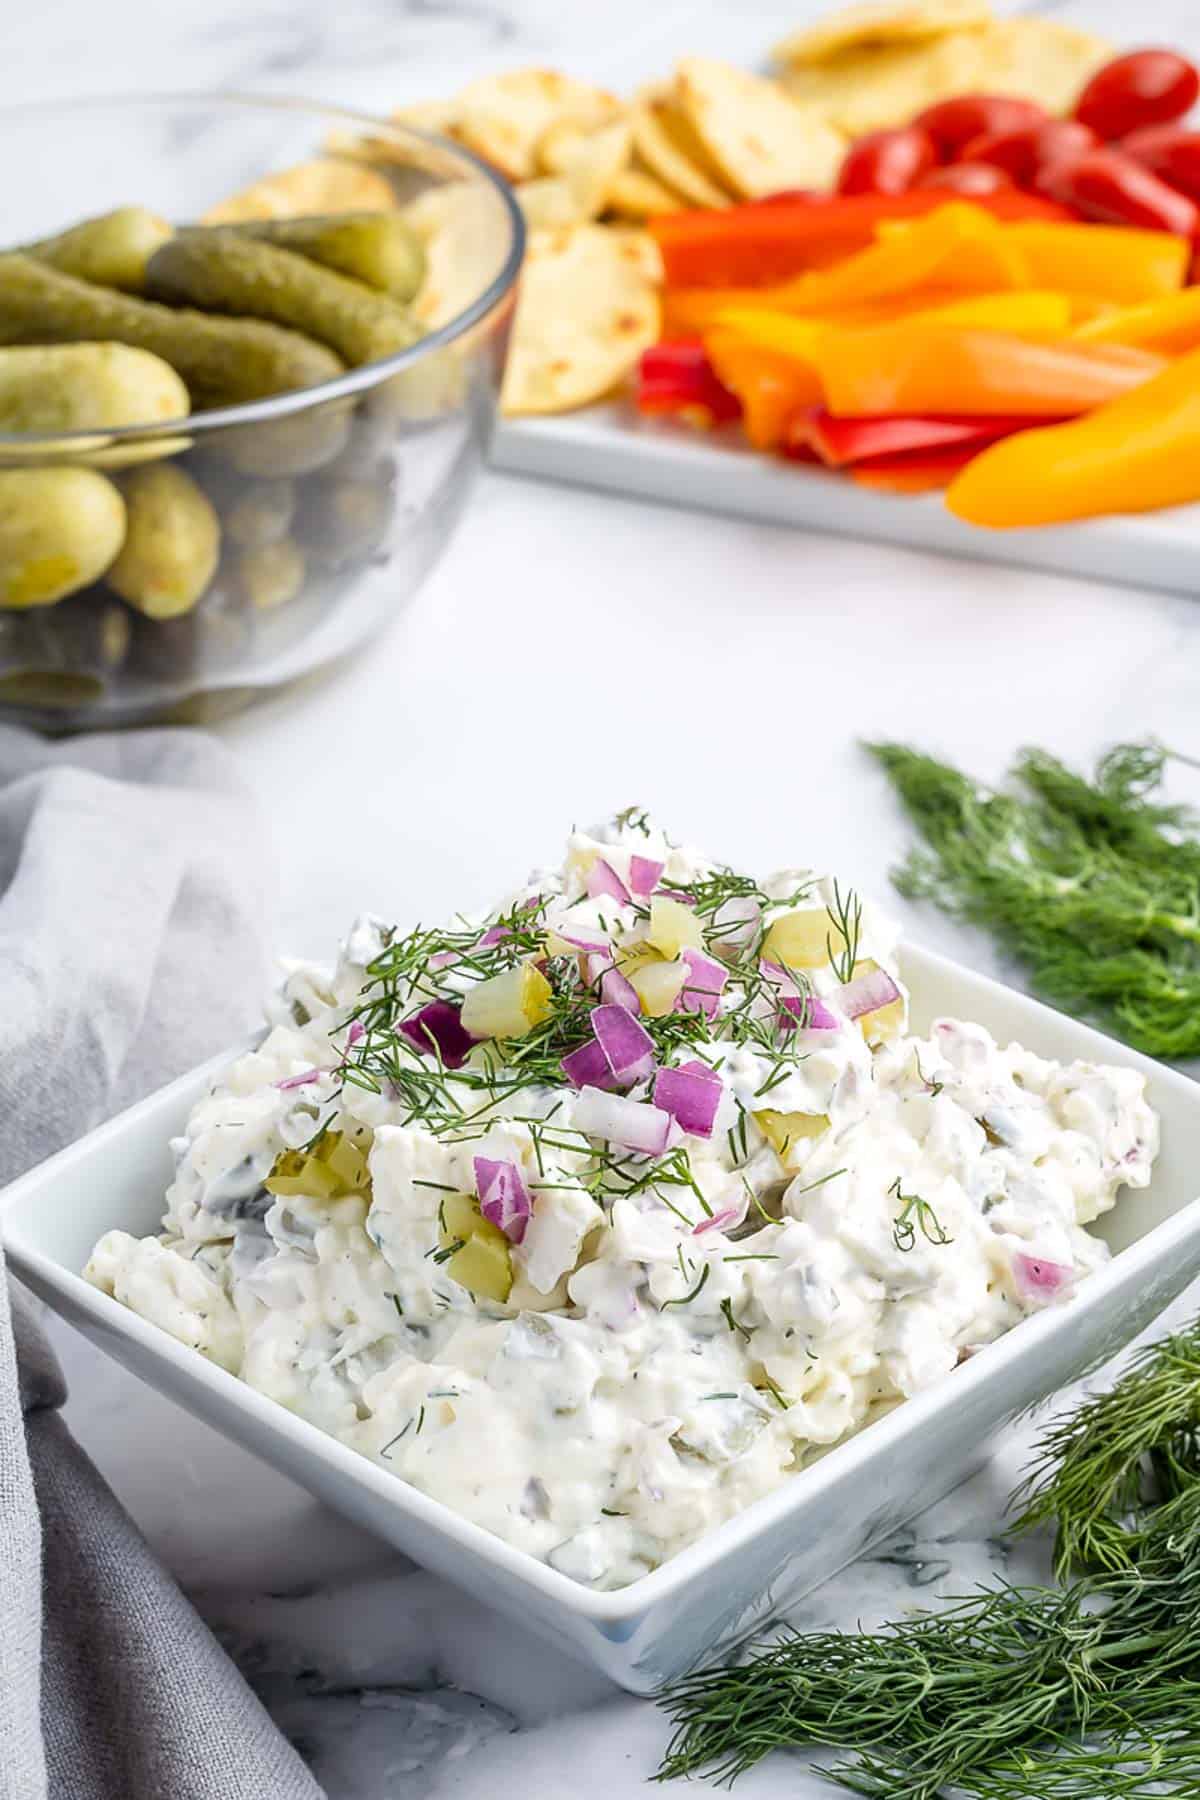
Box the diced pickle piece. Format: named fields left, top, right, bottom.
left=762, top=907, right=833, bottom=971
left=630, top=957, right=687, bottom=1017
left=756, top=1109, right=830, bottom=1166
left=854, top=958, right=907, bottom=1045
left=460, top=961, right=552, bottom=1039
left=146, top=232, right=423, bottom=368
left=648, top=894, right=704, bottom=957
left=439, top=1193, right=513, bottom=1304
left=265, top=1128, right=370, bottom=1200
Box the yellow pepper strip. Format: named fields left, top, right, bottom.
left=902, top=291, right=1072, bottom=335
left=704, top=328, right=823, bottom=450
left=946, top=345, right=1200, bottom=528
left=1004, top=223, right=1188, bottom=305
left=785, top=203, right=1030, bottom=314
left=1074, top=286, right=1200, bottom=355
left=816, top=320, right=1166, bottom=419
left=715, top=292, right=1072, bottom=353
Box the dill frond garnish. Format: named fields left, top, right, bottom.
left=657, top=1314, right=1200, bottom=1799
left=868, top=739, right=1200, bottom=1058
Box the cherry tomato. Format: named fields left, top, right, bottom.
left=914, top=95, right=1046, bottom=160
left=961, top=120, right=1099, bottom=188
left=1122, top=125, right=1200, bottom=201
left=1074, top=50, right=1200, bottom=140
left=918, top=161, right=1013, bottom=196
left=1038, top=147, right=1199, bottom=236
left=837, top=126, right=938, bottom=196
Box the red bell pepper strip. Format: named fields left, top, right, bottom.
left=637, top=340, right=741, bottom=425
left=850, top=447, right=987, bottom=493
left=650, top=189, right=1074, bottom=289
left=791, top=409, right=1053, bottom=468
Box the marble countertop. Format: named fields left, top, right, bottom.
left=22, top=0, right=1200, bottom=1792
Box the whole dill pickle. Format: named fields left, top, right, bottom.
left=0, top=343, right=187, bottom=433
left=0, top=255, right=343, bottom=409
left=145, top=232, right=422, bottom=367
left=0, top=467, right=126, bottom=607
left=20, top=207, right=173, bottom=292
left=222, top=214, right=425, bottom=302
left=230, top=538, right=306, bottom=611
left=106, top=464, right=220, bottom=618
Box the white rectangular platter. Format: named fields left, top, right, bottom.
left=493, top=404, right=1200, bottom=597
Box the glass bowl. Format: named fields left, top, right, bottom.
left=0, top=94, right=524, bottom=730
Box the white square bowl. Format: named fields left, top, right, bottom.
left=6, top=941, right=1200, bottom=1695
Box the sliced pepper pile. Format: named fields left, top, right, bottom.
left=638, top=196, right=1200, bottom=526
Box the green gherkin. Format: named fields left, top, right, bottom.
left=221, top=213, right=426, bottom=303
left=145, top=231, right=423, bottom=368
left=19, top=206, right=173, bottom=292
left=0, top=254, right=343, bottom=409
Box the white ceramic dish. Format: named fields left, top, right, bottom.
left=493, top=408, right=1200, bottom=599
left=6, top=940, right=1200, bottom=1694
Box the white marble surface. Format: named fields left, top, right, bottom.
left=21, top=0, right=1200, bottom=1792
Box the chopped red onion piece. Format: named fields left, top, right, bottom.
left=474, top=1156, right=532, bottom=1244
left=681, top=1058, right=721, bottom=1083
left=428, top=950, right=458, bottom=970
left=397, top=1000, right=476, bottom=1070
left=561, top=1038, right=617, bottom=1091
left=345, top=1020, right=365, bottom=1047
left=276, top=1068, right=322, bottom=1091
left=654, top=1063, right=723, bottom=1137
left=628, top=855, right=665, bottom=898
left=834, top=966, right=902, bottom=1021
left=583, top=950, right=613, bottom=986
left=692, top=1203, right=744, bottom=1237
left=553, top=922, right=612, bottom=955
left=587, top=859, right=631, bottom=906
left=592, top=1003, right=656, bottom=1083
left=711, top=895, right=761, bottom=958
left=781, top=992, right=840, bottom=1031
left=573, top=1087, right=677, bottom=1154
left=600, top=965, right=641, bottom=1013
left=1012, top=1250, right=1074, bottom=1305
left=476, top=924, right=512, bottom=950
left=674, top=946, right=728, bottom=1019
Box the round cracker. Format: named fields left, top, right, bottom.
left=500, top=224, right=660, bottom=416
left=780, top=31, right=990, bottom=135
left=606, top=164, right=687, bottom=219
left=674, top=58, right=845, bottom=199
left=774, top=0, right=991, bottom=67
left=973, top=18, right=1112, bottom=115
left=452, top=68, right=619, bottom=183
left=403, top=183, right=512, bottom=330
left=203, top=157, right=397, bottom=224
left=632, top=92, right=734, bottom=209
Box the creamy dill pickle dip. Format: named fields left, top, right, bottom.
left=86, top=814, right=1159, bottom=1588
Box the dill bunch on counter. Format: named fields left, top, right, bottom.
left=866, top=740, right=1200, bottom=1059
left=657, top=1320, right=1200, bottom=1798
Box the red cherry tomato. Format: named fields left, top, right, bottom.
left=918, top=161, right=1013, bottom=196
left=1074, top=50, right=1200, bottom=140
left=1037, top=147, right=1199, bottom=236
left=837, top=126, right=938, bottom=196
left=961, top=120, right=1099, bottom=188
left=913, top=94, right=1047, bottom=160
left=1122, top=125, right=1200, bottom=201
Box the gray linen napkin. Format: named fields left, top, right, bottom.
left=0, top=725, right=324, bottom=1800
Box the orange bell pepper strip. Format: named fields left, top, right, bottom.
left=715, top=292, right=1073, bottom=354
left=703, top=329, right=822, bottom=449
left=1073, top=285, right=1200, bottom=354
left=816, top=322, right=1165, bottom=418
left=778, top=203, right=1032, bottom=313
left=947, top=344, right=1200, bottom=527
left=650, top=190, right=1072, bottom=289
left=1004, top=223, right=1188, bottom=304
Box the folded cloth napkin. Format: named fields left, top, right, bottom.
left=0, top=725, right=323, bottom=1800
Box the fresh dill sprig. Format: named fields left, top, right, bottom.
left=825, top=879, right=862, bottom=984
left=868, top=738, right=1200, bottom=1058
left=657, top=1314, right=1200, bottom=1800
left=889, top=1176, right=952, bottom=1251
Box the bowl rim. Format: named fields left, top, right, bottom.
left=0, top=89, right=526, bottom=445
